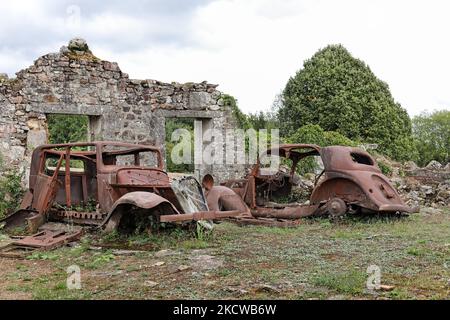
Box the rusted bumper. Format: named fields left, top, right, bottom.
left=159, top=210, right=242, bottom=223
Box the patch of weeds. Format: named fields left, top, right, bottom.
left=387, top=288, right=412, bottom=299
left=11, top=265, right=33, bottom=281
left=312, top=270, right=366, bottom=295
left=101, top=230, right=121, bottom=243
left=27, top=251, right=60, bottom=261
left=86, top=251, right=115, bottom=269
left=258, top=269, right=284, bottom=282
left=318, top=219, right=332, bottom=228
left=171, top=227, right=190, bottom=239
left=67, top=243, right=89, bottom=257
left=7, top=284, right=31, bottom=293
left=377, top=161, right=393, bottom=176
left=33, top=276, right=51, bottom=285
left=195, top=223, right=214, bottom=241
left=180, top=239, right=209, bottom=250
left=216, top=268, right=234, bottom=277
left=32, top=281, right=92, bottom=300
left=80, top=235, right=93, bottom=245
left=16, top=264, right=28, bottom=271
left=6, top=271, right=24, bottom=281
left=127, top=233, right=153, bottom=246
left=0, top=233, right=10, bottom=241
left=406, top=246, right=428, bottom=257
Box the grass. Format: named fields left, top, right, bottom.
left=313, top=270, right=366, bottom=295
left=406, top=246, right=429, bottom=257
left=85, top=252, right=116, bottom=270
left=0, top=208, right=449, bottom=300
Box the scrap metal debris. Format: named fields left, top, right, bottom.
left=0, top=229, right=82, bottom=258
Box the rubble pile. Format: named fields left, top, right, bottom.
left=397, top=161, right=450, bottom=208
left=295, top=158, right=449, bottom=210
left=387, top=159, right=449, bottom=209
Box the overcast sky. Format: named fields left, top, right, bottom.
left=0, top=0, right=449, bottom=116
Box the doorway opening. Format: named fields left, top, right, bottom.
left=165, top=118, right=195, bottom=173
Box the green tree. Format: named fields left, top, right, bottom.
left=412, top=109, right=450, bottom=166
left=279, top=44, right=416, bottom=161
left=248, top=111, right=279, bottom=131
left=47, top=114, right=88, bottom=144
left=289, top=124, right=357, bottom=147
left=165, top=118, right=195, bottom=173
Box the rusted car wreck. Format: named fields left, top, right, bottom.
left=0, top=142, right=412, bottom=256
left=0, top=142, right=245, bottom=255
left=218, top=144, right=412, bottom=221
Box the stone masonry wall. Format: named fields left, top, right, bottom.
left=0, top=39, right=246, bottom=183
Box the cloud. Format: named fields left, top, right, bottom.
left=0, top=0, right=449, bottom=116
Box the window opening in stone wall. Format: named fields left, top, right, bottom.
left=47, top=114, right=89, bottom=149
left=47, top=114, right=89, bottom=144
left=165, top=118, right=195, bottom=173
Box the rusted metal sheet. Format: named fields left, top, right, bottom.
left=159, top=210, right=242, bottom=223
left=251, top=204, right=320, bottom=219
left=229, top=217, right=301, bottom=228
left=0, top=229, right=82, bottom=258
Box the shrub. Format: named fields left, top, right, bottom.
left=377, top=160, right=393, bottom=176
left=279, top=44, right=416, bottom=161
left=412, top=110, right=450, bottom=166
left=0, top=169, right=24, bottom=218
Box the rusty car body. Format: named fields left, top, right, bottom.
left=218, top=144, right=412, bottom=220
left=1, top=141, right=243, bottom=235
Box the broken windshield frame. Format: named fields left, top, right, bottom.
left=98, top=143, right=164, bottom=170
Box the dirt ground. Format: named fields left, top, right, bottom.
left=0, top=208, right=449, bottom=300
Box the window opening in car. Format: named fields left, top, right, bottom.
left=350, top=152, right=374, bottom=165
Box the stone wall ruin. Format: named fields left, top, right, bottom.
left=0, top=39, right=246, bottom=183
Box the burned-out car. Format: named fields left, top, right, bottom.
left=219, top=144, right=413, bottom=220
left=1, top=141, right=242, bottom=235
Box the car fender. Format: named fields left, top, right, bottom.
left=101, top=191, right=180, bottom=231
left=311, top=172, right=411, bottom=212
left=205, top=186, right=251, bottom=217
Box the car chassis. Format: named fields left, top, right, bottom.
left=0, top=142, right=243, bottom=254
left=219, top=144, right=413, bottom=220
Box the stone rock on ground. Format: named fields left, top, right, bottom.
left=189, top=250, right=224, bottom=271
